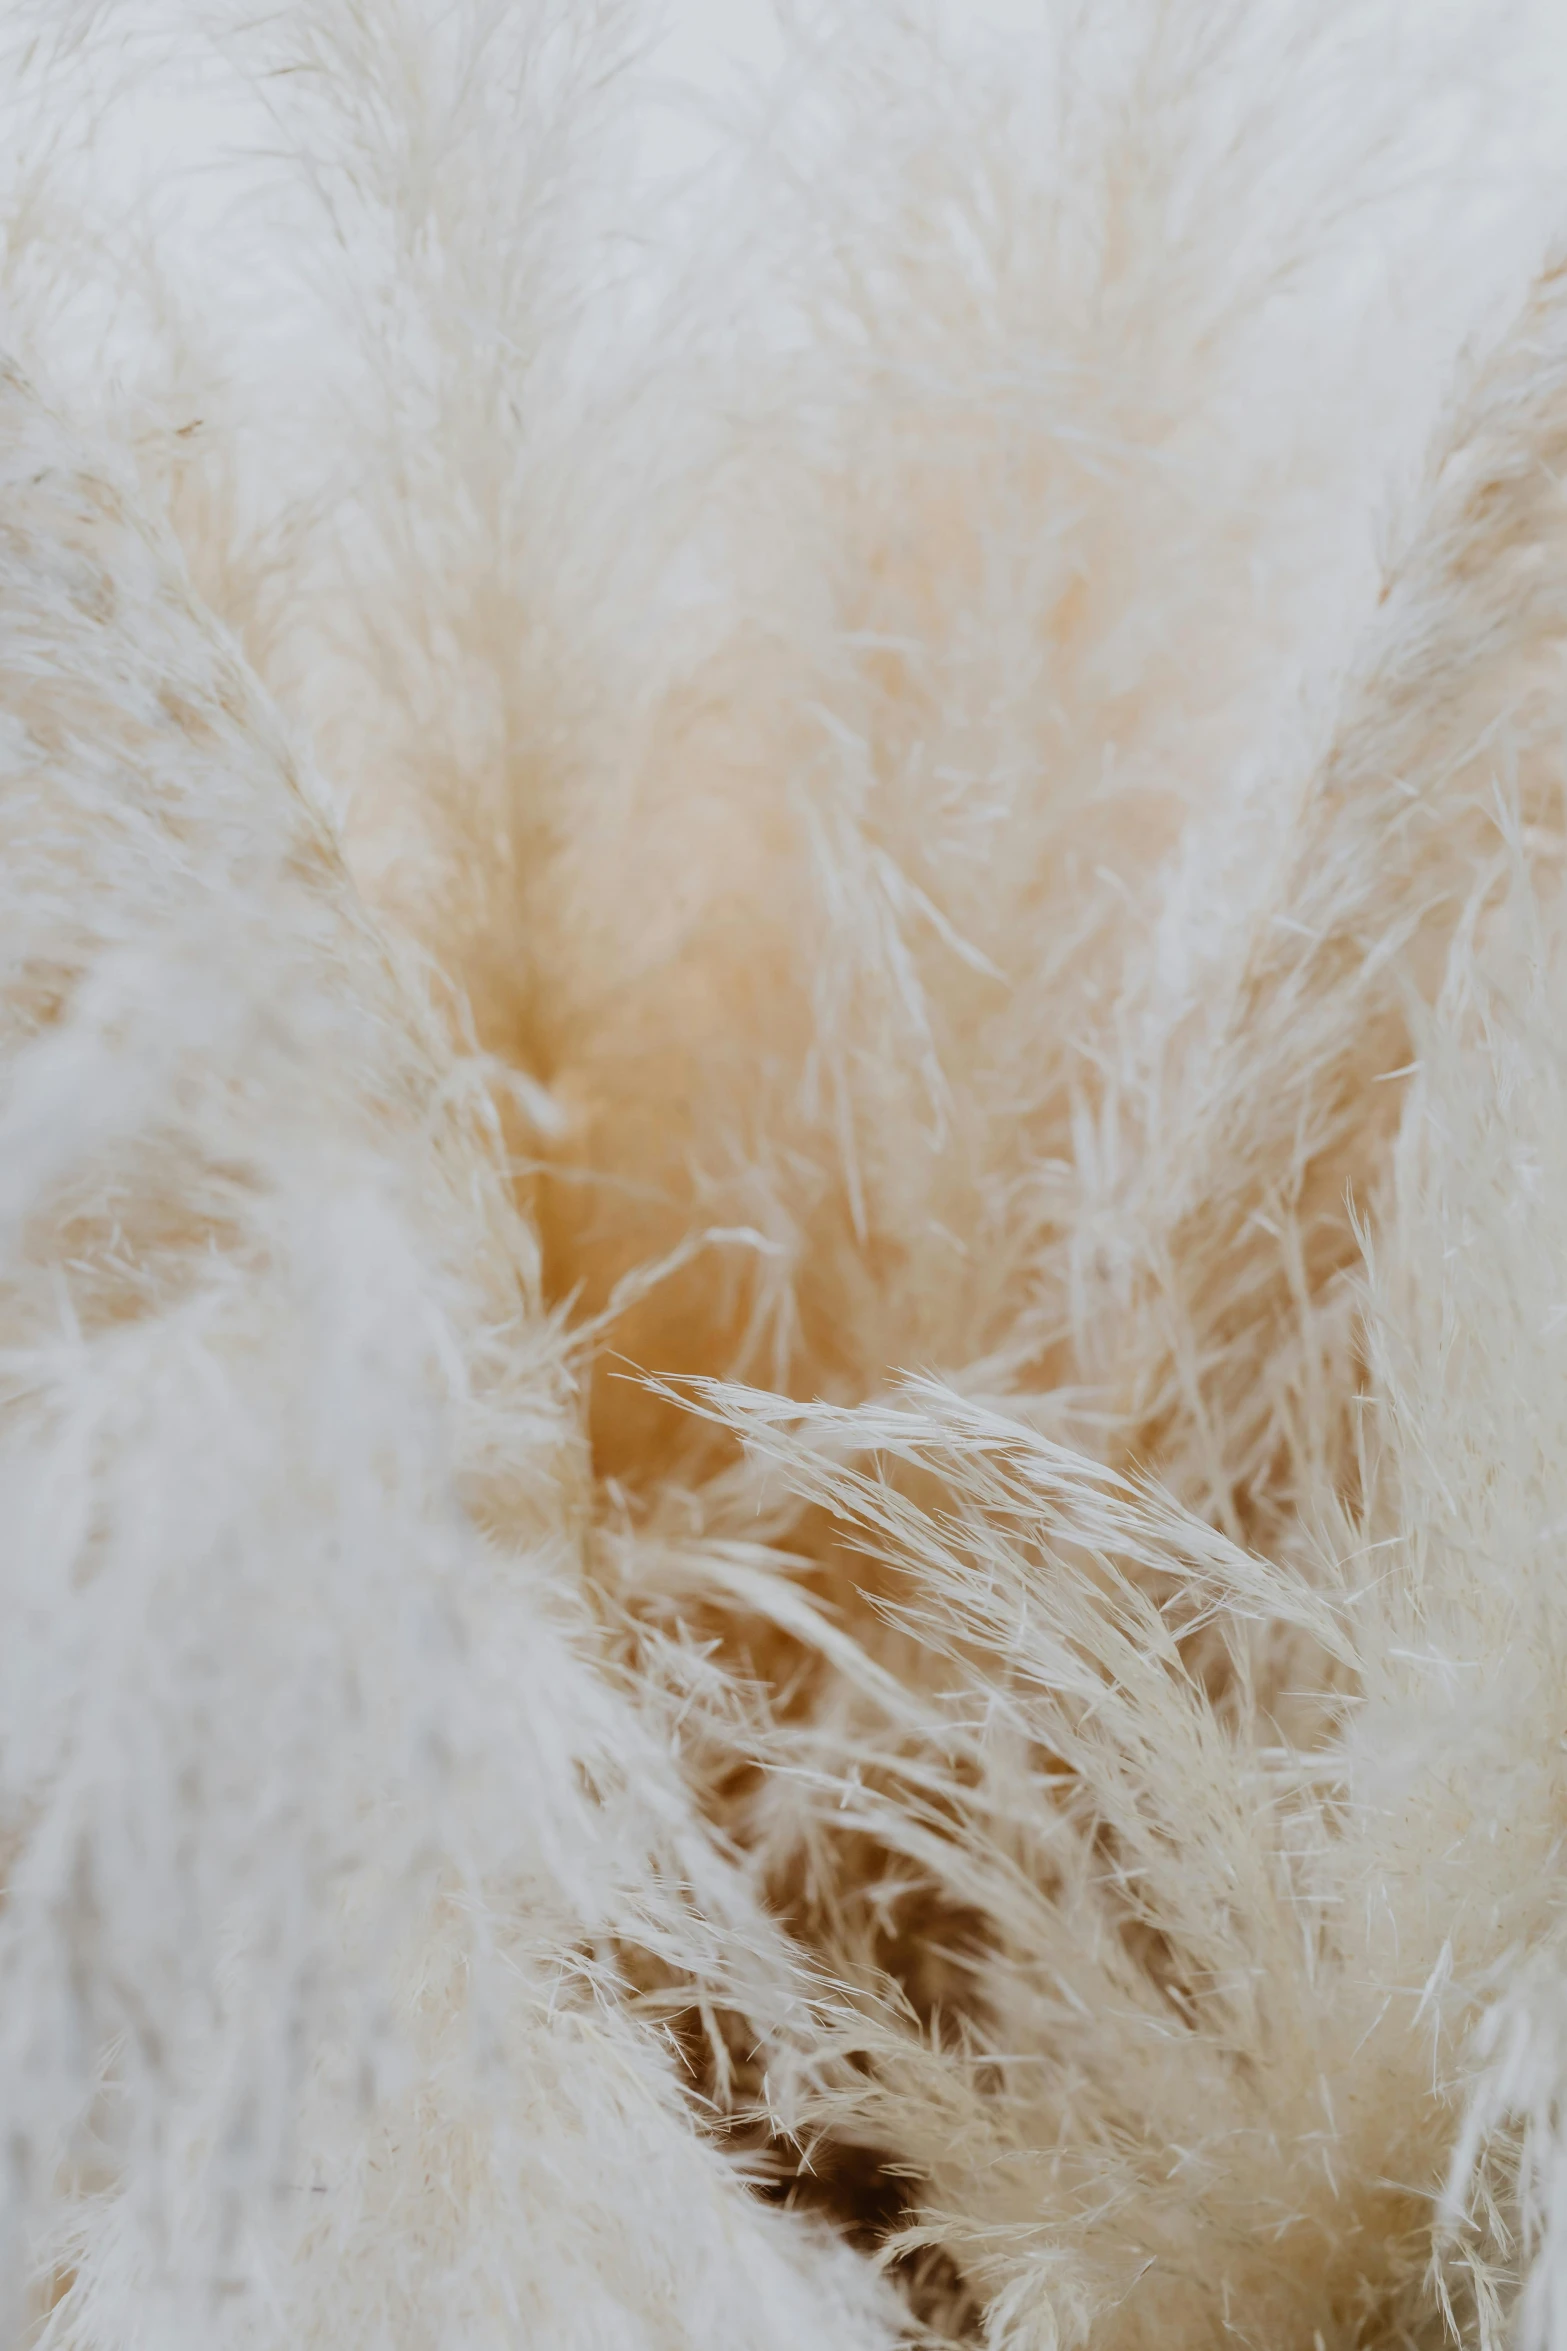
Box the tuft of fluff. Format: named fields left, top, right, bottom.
left=6, top=2, right=1567, bottom=2346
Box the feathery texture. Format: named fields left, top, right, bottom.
left=6, top=2, right=1567, bottom=2345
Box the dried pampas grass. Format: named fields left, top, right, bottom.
left=5, top=1, right=1567, bottom=2344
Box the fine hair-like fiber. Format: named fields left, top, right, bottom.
left=5, top=2, right=1567, bottom=2344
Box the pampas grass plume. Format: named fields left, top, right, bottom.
left=5, top=2, right=1567, bottom=2345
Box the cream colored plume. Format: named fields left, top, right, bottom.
left=5, top=3, right=1567, bottom=2347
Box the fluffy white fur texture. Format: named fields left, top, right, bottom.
left=6, top=1, right=1567, bottom=2344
